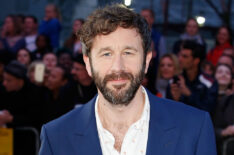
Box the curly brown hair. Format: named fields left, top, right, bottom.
left=78, top=4, right=151, bottom=57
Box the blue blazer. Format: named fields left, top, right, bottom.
left=39, top=90, right=217, bottom=155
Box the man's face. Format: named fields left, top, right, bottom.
left=140, top=10, right=154, bottom=28
left=186, top=19, right=198, bottom=36
left=3, top=72, right=24, bottom=92
left=178, top=49, right=195, bottom=70
left=58, top=53, right=72, bottom=69
left=71, top=62, right=90, bottom=83
left=47, top=67, right=66, bottom=91
left=84, top=27, right=151, bottom=105
left=218, top=56, right=233, bottom=68
left=24, top=17, right=37, bottom=34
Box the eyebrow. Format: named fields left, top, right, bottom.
left=97, top=45, right=139, bottom=55
left=98, top=47, right=113, bottom=54
left=123, top=46, right=138, bottom=52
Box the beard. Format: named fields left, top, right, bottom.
left=90, top=62, right=145, bottom=106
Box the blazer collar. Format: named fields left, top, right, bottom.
left=146, top=90, right=179, bottom=155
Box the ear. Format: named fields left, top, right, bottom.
left=194, top=58, right=200, bottom=66
left=83, top=54, right=92, bottom=77
left=144, top=51, right=152, bottom=74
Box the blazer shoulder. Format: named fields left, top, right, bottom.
left=149, top=92, right=208, bottom=124
left=44, top=96, right=96, bottom=133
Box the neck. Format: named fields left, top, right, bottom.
left=186, top=66, right=198, bottom=81
left=98, top=87, right=145, bottom=130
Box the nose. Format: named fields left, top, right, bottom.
left=110, top=54, right=125, bottom=72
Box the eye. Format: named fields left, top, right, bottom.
left=102, top=52, right=111, bottom=57
left=123, top=51, right=133, bottom=55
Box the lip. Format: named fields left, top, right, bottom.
left=108, top=79, right=128, bottom=85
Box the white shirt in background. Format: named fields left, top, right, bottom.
left=25, top=34, right=37, bottom=52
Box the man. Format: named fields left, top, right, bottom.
left=24, top=15, right=38, bottom=52
left=140, top=8, right=167, bottom=58
left=42, top=65, right=75, bottom=124
left=70, top=54, right=97, bottom=105
left=140, top=8, right=167, bottom=94
left=167, top=40, right=218, bottom=113
left=39, top=4, right=216, bottom=155
left=0, top=61, right=41, bottom=129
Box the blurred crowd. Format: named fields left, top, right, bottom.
left=0, top=4, right=233, bottom=154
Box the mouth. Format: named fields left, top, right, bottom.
left=108, top=78, right=128, bottom=84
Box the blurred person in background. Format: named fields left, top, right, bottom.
left=222, top=48, right=234, bottom=58
left=201, top=60, right=215, bottom=77
left=212, top=64, right=234, bottom=154
left=16, top=14, right=25, bottom=34
left=64, top=18, right=84, bottom=57
left=214, top=64, right=233, bottom=100
left=70, top=54, right=97, bottom=105
left=42, top=65, right=75, bottom=124
left=217, top=54, right=234, bottom=73
left=0, top=61, right=41, bottom=129
left=140, top=8, right=167, bottom=94
left=23, top=15, right=38, bottom=52
left=39, top=4, right=61, bottom=49
left=17, top=48, right=32, bottom=67
left=167, top=40, right=218, bottom=112
left=155, top=53, right=181, bottom=98
left=0, top=52, right=11, bottom=82
left=173, top=18, right=206, bottom=56
left=207, top=26, right=232, bottom=66
left=42, top=52, right=57, bottom=72
left=33, top=34, right=52, bottom=60
left=140, top=8, right=167, bottom=58
left=0, top=15, right=25, bottom=54
left=57, top=50, right=73, bottom=73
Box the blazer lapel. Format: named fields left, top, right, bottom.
left=71, top=96, right=102, bottom=155
left=146, top=91, right=180, bottom=155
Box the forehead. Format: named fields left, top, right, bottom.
left=187, top=19, right=197, bottom=26
left=217, top=65, right=231, bottom=73
left=219, top=28, right=228, bottom=34
left=44, top=54, right=56, bottom=59
left=25, top=17, right=33, bottom=22
left=51, top=67, right=63, bottom=75
left=181, top=49, right=192, bottom=56
left=91, top=27, right=142, bottom=52
left=161, top=57, right=173, bottom=63
left=19, top=49, right=28, bottom=54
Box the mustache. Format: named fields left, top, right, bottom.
left=103, top=71, right=133, bottom=82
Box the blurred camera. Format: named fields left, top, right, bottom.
left=172, top=76, right=179, bottom=84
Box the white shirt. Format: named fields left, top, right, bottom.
left=95, top=87, right=150, bottom=155
left=25, top=34, right=37, bottom=52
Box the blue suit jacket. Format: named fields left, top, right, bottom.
left=39, top=90, right=217, bottom=155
